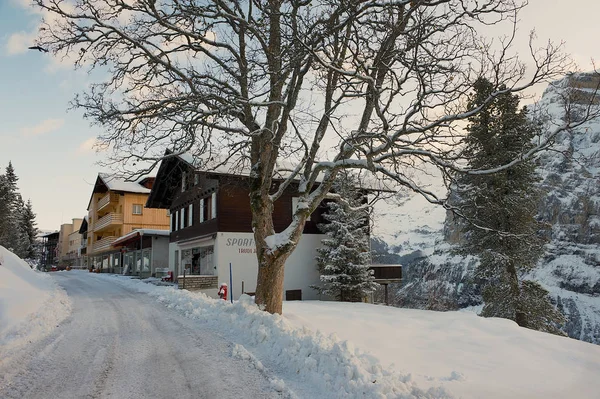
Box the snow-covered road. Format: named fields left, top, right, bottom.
left=0, top=272, right=280, bottom=399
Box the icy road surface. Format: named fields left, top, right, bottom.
left=0, top=272, right=280, bottom=399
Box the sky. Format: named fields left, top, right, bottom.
left=1, top=0, right=599, bottom=231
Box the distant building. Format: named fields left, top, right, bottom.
left=40, top=231, right=59, bottom=270
left=57, top=218, right=83, bottom=268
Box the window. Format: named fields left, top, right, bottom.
left=169, top=213, right=173, bottom=233
left=291, top=197, right=299, bottom=217
left=181, top=171, right=187, bottom=192
left=286, top=289, right=302, bottom=301
left=132, top=204, right=143, bottom=215
left=188, top=204, right=193, bottom=227
left=180, top=208, right=185, bottom=229
left=194, top=174, right=200, bottom=186
left=199, top=198, right=205, bottom=223
left=211, top=192, right=217, bottom=218
left=175, top=210, right=179, bottom=231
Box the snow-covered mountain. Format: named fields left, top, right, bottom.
left=375, top=73, right=600, bottom=344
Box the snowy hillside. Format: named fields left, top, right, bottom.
left=377, top=73, right=600, bottom=344
left=0, top=246, right=72, bottom=360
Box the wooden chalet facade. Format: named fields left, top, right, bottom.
left=146, top=153, right=330, bottom=300
left=85, top=174, right=170, bottom=272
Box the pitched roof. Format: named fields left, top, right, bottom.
left=98, top=173, right=151, bottom=194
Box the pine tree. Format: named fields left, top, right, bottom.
left=455, top=78, right=565, bottom=334
left=21, top=199, right=39, bottom=259
left=0, top=174, right=9, bottom=243
left=0, top=162, right=22, bottom=253
left=314, top=175, right=378, bottom=302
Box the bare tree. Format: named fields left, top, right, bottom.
left=34, top=0, right=597, bottom=313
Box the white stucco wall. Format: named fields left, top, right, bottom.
left=215, top=232, right=324, bottom=300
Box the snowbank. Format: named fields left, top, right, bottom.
left=0, top=246, right=72, bottom=358
left=284, top=301, right=600, bottom=399
left=90, top=273, right=448, bottom=399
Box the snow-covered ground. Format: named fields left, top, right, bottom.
left=284, top=301, right=600, bottom=399
left=0, top=246, right=71, bottom=360
left=88, top=273, right=600, bottom=399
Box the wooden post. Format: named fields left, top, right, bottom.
left=182, top=269, right=186, bottom=290
left=242, top=281, right=245, bottom=295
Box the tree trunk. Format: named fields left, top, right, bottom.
left=507, top=260, right=526, bottom=327
left=255, top=254, right=287, bottom=314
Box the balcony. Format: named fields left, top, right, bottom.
left=93, top=212, right=124, bottom=233
left=92, top=236, right=117, bottom=252
left=97, top=192, right=120, bottom=213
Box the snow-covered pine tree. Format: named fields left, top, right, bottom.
left=314, top=175, right=378, bottom=302
left=0, top=162, right=23, bottom=254
left=21, top=199, right=39, bottom=259
left=455, top=78, right=565, bottom=334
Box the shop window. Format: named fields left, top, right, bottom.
left=181, top=246, right=215, bottom=275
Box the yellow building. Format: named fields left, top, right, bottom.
left=85, top=174, right=170, bottom=271
left=58, top=218, right=83, bottom=268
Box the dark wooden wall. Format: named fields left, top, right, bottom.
left=168, top=171, right=327, bottom=241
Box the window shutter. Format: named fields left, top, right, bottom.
left=211, top=192, right=217, bottom=219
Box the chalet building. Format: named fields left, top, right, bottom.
left=146, top=153, right=331, bottom=300
left=85, top=174, right=170, bottom=272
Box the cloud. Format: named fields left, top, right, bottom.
left=20, top=119, right=65, bottom=137
left=77, top=137, right=106, bottom=155
left=5, top=31, right=37, bottom=55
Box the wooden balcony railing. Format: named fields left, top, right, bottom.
left=92, top=236, right=117, bottom=252
left=97, top=192, right=120, bottom=212
left=93, top=212, right=124, bottom=232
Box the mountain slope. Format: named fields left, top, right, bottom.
left=376, top=73, right=600, bottom=344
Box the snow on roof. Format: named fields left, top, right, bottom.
left=112, top=229, right=170, bottom=245
left=98, top=173, right=151, bottom=194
